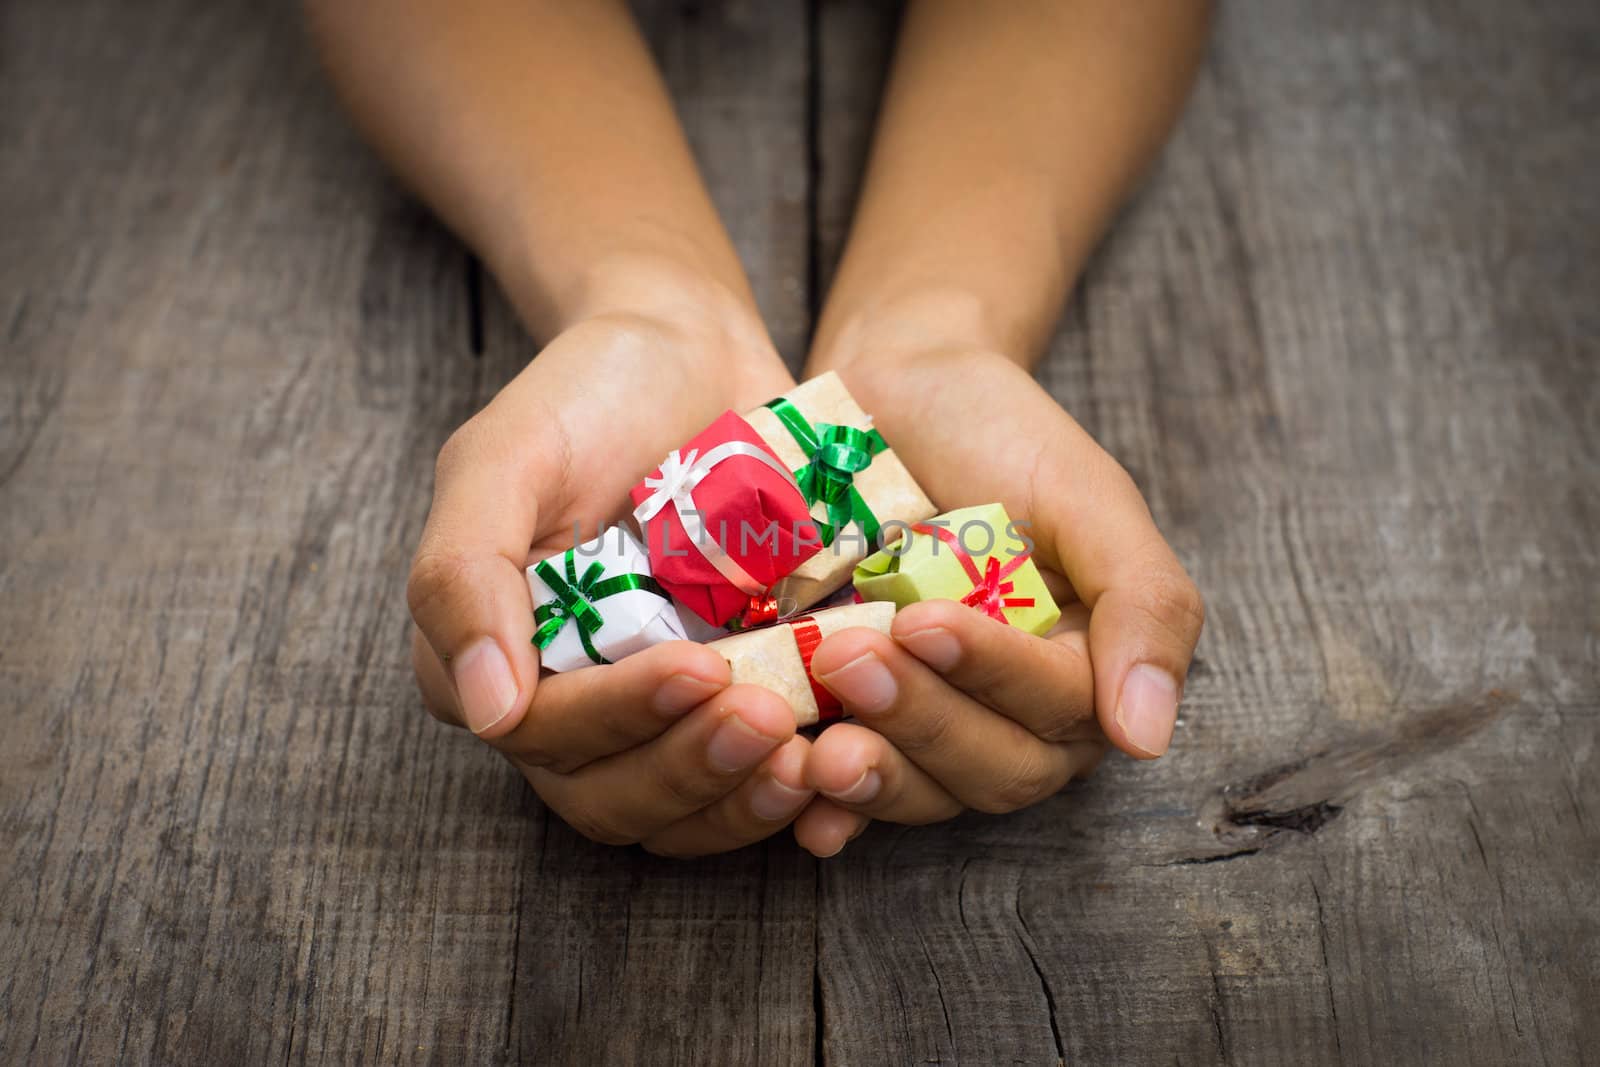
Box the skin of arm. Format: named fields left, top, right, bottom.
left=307, top=0, right=760, bottom=345
left=794, top=0, right=1212, bottom=857
left=307, top=0, right=816, bottom=857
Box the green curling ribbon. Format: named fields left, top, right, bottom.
left=764, top=397, right=886, bottom=548
left=533, top=552, right=668, bottom=666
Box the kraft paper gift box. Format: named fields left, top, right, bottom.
left=707, top=601, right=896, bottom=726
left=526, top=526, right=688, bottom=672
left=630, top=410, right=825, bottom=628
left=742, top=370, right=936, bottom=613
left=851, top=503, right=1061, bottom=636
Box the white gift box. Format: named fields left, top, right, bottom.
left=526, top=526, right=688, bottom=672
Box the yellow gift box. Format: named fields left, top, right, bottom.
left=852, top=503, right=1060, bottom=636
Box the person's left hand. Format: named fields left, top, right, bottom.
left=788, top=347, right=1204, bottom=857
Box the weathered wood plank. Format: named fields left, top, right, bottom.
left=3, top=0, right=1598, bottom=1063
left=812, top=0, right=1600, bottom=1063
left=0, top=2, right=522, bottom=1063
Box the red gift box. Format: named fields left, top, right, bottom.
left=631, top=410, right=823, bottom=626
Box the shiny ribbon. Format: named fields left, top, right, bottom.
left=764, top=397, right=886, bottom=548
left=790, top=615, right=843, bottom=721
left=532, top=552, right=668, bottom=665
left=909, top=522, right=1037, bottom=626
left=633, top=442, right=802, bottom=598
left=730, top=593, right=800, bottom=631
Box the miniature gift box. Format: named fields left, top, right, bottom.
left=526, top=526, right=688, bottom=672
left=742, top=371, right=936, bottom=613
left=630, top=410, right=824, bottom=628
left=852, top=503, right=1060, bottom=636
left=707, top=601, right=896, bottom=726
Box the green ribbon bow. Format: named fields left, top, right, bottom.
left=764, top=397, right=887, bottom=548
left=533, top=552, right=668, bottom=666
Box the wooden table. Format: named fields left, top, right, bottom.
left=4, top=1, right=1596, bottom=1062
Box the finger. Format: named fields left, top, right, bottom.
left=808, top=724, right=1105, bottom=825
left=407, top=404, right=560, bottom=739
left=640, top=736, right=816, bottom=857
left=803, top=722, right=963, bottom=824
left=792, top=797, right=871, bottom=859
left=1030, top=438, right=1205, bottom=760
left=413, top=626, right=459, bottom=724
left=491, top=640, right=732, bottom=772
left=809, top=629, right=1084, bottom=814
left=525, top=684, right=794, bottom=846
left=887, top=598, right=1098, bottom=743
left=1087, top=569, right=1204, bottom=759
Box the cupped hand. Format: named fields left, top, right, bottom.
left=791, top=348, right=1204, bottom=857
left=407, top=297, right=817, bottom=856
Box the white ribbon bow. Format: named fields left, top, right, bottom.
left=633, top=441, right=802, bottom=597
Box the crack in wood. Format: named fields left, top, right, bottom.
left=1227, top=799, right=1344, bottom=836
left=1208, top=963, right=1230, bottom=1065
left=914, top=927, right=956, bottom=1059
left=1013, top=893, right=1066, bottom=1065
left=811, top=961, right=824, bottom=1066
left=1214, top=691, right=1514, bottom=844
left=282, top=996, right=299, bottom=1067
left=1154, top=692, right=1516, bottom=866
left=1467, top=816, right=1491, bottom=871
left=1310, top=878, right=1343, bottom=1058
left=1155, top=847, right=1264, bottom=867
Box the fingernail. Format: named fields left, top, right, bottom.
left=1116, top=663, right=1179, bottom=757
left=812, top=831, right=848, bottom=859
left=895, top=626, right=961, bottom=672
left=653, top=673, right=722, bottom=718
left=813, top=817, right=866, bottom=859
left=817, top=652, right=897, bottom=714
left=707, top=712, right=783, bottom=774
left=453, top=638, right=519, bottom=734
left=824, top=767, right=882, bottom=805
left=750, top=777, right=811, bottom=821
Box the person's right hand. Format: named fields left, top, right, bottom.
left=407, top=280, right=816, bottom=857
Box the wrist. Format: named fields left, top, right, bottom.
left=806, top=287, right=1031, bottom=414
left=807, top=306, right=1034, bottom=442
left=496, top=237, right=781, bottom=365
left=551, top=252, right=794, bottom=404
left=809, top=286, right=1007, bottom=370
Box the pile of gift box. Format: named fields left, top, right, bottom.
left=526, top=371, right=1061, bottom=725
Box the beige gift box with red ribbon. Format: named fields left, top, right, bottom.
left=706, top=601, right=896, bottom=725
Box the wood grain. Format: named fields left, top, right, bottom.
left=1, top=0, right=1596, bottom=1064
left=811, top=1, right=1600, bottom=1064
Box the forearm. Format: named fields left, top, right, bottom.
left=809, top=0, right=1210, bottom=374
left=305, top=0, right=766, bottom=351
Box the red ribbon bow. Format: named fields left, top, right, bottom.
left=741, top=594, right=785, bottom=627
left=909, top=523, right=1036, bottom=626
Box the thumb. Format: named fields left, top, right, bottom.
left=407, top=418, right=546, bottom=738
left=1085, top=567, right=1204, bottom=759
left=1032, top=438, right=1204, bottom=761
